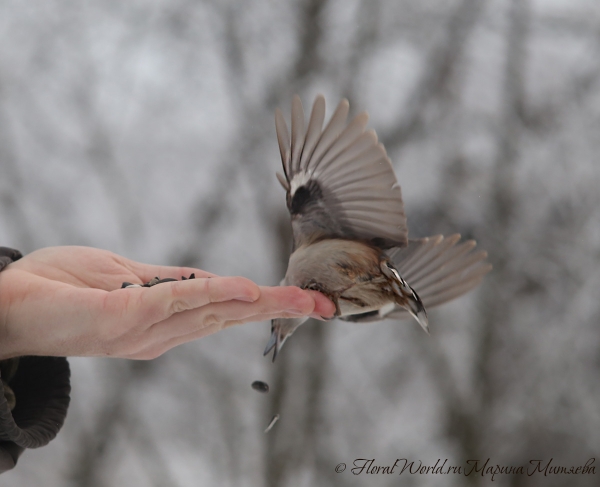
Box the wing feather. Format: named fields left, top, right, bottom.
left=307, top=100, right=350, bottom=174
left=275, top=95, right=407, bottom=249
left=396, top=236, right=491, bottom=313
left=299, top=95, right=326, bottom=169
left=275, top=108, right=291, bottom=180
left=290, top=95, right=305, bottom=174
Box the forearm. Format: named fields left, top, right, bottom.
left=0, top=270, right=107, bottom=359
left=0, top=247, right=71, bottom=473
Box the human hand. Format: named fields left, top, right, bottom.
left=0, top=246, right=335, bottom=360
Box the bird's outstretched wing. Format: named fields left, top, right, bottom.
left=275, top=95, right=407, bottom=250
left=341, top=234, right=492, bottom=323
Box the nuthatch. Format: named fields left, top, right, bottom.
left=264, top=95, right=491, bottom=361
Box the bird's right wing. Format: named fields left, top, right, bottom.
left=341, top=234, right=492, bottom=323
left=275, top=95, right=407, bottom=250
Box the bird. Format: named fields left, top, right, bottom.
left=264, top=95, right=491, bottom=361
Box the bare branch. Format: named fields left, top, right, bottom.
left=381, top=0, right=486, bottom=150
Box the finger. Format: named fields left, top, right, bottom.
left=130, top=305, right=319, bottom=359
left=126, top=320, right=224, bottom=359
left=128, top=288, right=330, bottom=359
left=145, top=285, right=317, bottom=341
left=131, top=276, right=261, bottom=324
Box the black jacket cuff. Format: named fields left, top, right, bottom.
left=0, top=247, right=71, bottom=473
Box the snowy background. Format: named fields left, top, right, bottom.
left=2, top=0, right=600, bottom=486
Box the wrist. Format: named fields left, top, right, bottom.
left=0, top=248, right=24, bottom=359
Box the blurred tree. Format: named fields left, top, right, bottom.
left=1, top=0, right=599, bottom=486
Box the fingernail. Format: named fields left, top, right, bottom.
left=309, top=313, right=334, bottom=321
left=286, top=309, right=307, bottom=316
left=236, top=296, right=257, bottom=302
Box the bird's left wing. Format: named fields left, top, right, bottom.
left=275, top=95, right=407, bottom=250
left=341, top=234, right=492, bottom=323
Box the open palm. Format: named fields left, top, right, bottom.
left=0, top=247, right=334, bottom=359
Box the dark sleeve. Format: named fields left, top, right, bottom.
left=0, top=247, right=71, bottom=474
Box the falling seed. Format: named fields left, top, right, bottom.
left=264, top=414, right=280, bottom=433
left=189, top=273, right=195, bottom=279
left=251, top=381, right=270, bottom=393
